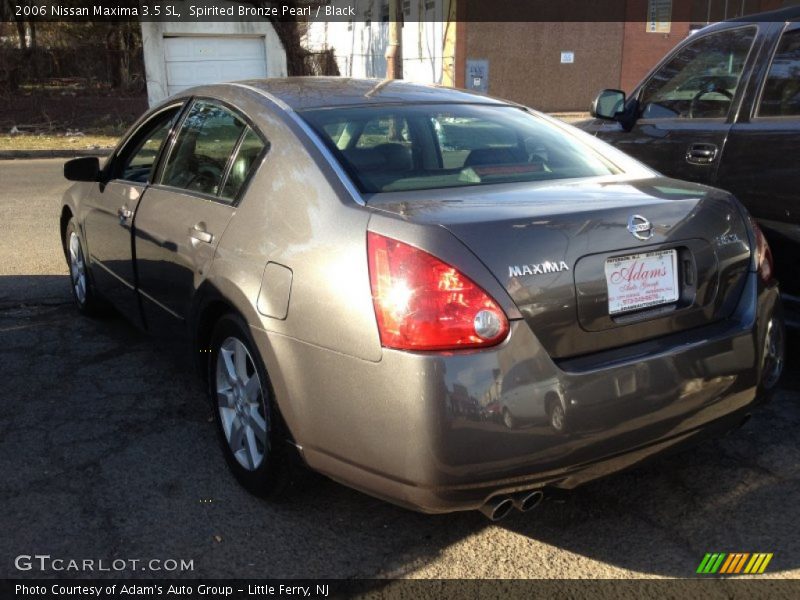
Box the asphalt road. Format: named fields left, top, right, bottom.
left=1, top=158, right=799, bottom=580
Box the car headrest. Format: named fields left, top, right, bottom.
left=342, top=143, right=413, bottom=173
left=464, top=147, right=526, bottom=167
left=373, top=143, right=413, bottom=171
left=342, top=148, right=387, bottom=171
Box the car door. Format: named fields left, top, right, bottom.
left=133, top=99, right=268, bottom=334
left=595, top=25, right=762, bottom=185
left=81, top=104, right=184, bottom=325
left=715, top=22, right=800, bottom=295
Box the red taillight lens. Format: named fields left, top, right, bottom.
left=367, top=232, right=509, bottom=351
left=753, top=220, right=774, bottom=283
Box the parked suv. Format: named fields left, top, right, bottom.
left=582, top=7, right=800, bottom=297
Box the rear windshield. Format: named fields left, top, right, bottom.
left=300, top=104, right=617, bottom=193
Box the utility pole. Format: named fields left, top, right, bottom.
left=385, top=0, right=403, bottom=79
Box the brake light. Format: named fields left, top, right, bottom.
left=367, top=232, right=509, bottom=351
left=752, top=220, right=774, bottom=283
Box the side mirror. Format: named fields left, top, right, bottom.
left=64, top=156, right=100, bottom=182
left=591, top=89, right=626, bottom=120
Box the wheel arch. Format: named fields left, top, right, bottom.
left=190, top=281, right=249, bottom=382
left=544, top=391, right=561, bottom=411
left=190, top=277, right=301, bottom=454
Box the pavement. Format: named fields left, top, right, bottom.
left=1, top=158, right=799, bottom=580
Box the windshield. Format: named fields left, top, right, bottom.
left=300, top=104, right=618, bottom=193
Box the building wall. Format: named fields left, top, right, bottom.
left=141, top=20, right=287, bottom=106
left=619, top=0, right=791, bottom=94
left=464, top=21, right=625, bottom=111
left=304, top=0, right=453, bottom=84
left=618, top=0, right=693, bottom=93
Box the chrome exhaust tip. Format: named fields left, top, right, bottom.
left=479, top=497, right=514, bottom=521
left=512, top=490, right=544, bottom=513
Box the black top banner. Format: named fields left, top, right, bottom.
left=2, top=0, right=798, bottom=23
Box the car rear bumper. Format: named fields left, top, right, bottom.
left=253, top=273, right=781, bottom=513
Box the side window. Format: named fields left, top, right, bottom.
left=220, top=128, right=266, bottom=201
left=117, top=107, right=180, bottom=184
left=160, top=102, right=247, bottom=197
left=639, top=27, right=756, bottom=119
left=759, top=30, right=800, bottom=117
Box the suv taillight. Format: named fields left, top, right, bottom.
left=367, top=232, right=509, bottom=351
left=753, top=220, right=774, bottom=283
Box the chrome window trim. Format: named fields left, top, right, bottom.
left=109, top=102, right=187, bottom=186
left=154, top=96, right=270, bottom=208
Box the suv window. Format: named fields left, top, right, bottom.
left=759, top=30, right=800, bottom=117
left=117, top=107, right=180, bottom=184
left=160, top=101, right=247, bottom=197
left=639, top=27, right=756, bottom=119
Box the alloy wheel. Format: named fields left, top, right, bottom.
left=216, top=336, right=269, bottom=471
left=550, top=404, right=565, bottom=432
left=68, top=231, right=87, bottom=305
left=761, top=317, right=785, bottom=390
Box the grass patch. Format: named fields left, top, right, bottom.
left=0, top=134, right=119, bottom=151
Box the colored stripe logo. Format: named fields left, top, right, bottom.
left=696, top=553, right=773, bottom=574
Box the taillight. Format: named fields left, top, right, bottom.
left=367, top=232, right=509, bottom=351
left=752, top=220, right=774, bottom=283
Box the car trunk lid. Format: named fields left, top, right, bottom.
left=366, top=177, right=752, bottom=359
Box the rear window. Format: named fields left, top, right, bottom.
left=300, top=104, right=617, bottom=193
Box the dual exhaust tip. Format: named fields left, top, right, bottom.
left=479, top=490, right=544, bottom=521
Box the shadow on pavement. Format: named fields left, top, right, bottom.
left=1, top=274, right=798, bottom=579
left=501, top=328, right=800, bottom=577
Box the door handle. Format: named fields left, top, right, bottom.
left=189, top=225, right=214, bottom=244
left=117, top=206, right=133, bottom=223
left=686, top=143, right=719, bottom=165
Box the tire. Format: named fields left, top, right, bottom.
left=756, top=310, right=785, bottom=404
left=502, top=408, right=516, bottom=429
left=208, top=314, right=289, bottom=498
left=547, top=398, right=568, bottom=434
left=64, top=219, right=103, bottom=316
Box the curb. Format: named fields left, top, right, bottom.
left=0, top=148, right=113, bottom=160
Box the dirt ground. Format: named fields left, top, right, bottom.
left=0, top=88, right=147, bottom=136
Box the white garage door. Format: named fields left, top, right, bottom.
left=164, top=36, right=268, bottom=96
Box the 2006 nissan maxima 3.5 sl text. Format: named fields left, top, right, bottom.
left=60, top=78, right=784, bottom=520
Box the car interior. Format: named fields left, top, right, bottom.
left=306, top=107, right=615, bottom=193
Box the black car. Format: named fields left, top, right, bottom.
left=581, top=7, right=799, bottom=298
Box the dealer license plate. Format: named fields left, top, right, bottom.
left=605, top=249, right=679, bottom=315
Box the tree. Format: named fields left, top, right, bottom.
left=246, top=0, right=328, bottom=76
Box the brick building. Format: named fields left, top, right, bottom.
left=306, top=0, right=797, bottom=112
left=451, top=0, right=797, bottom=110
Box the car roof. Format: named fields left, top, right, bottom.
left=232, top=77, right=511, bottom=111
left=727, top=6, right=800, bottom=23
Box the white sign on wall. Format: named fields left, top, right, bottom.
left=560, top=51, right=575, bottom=64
